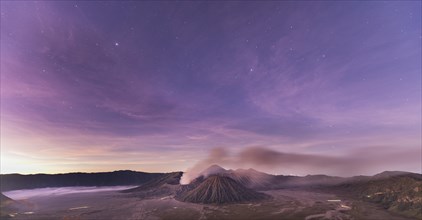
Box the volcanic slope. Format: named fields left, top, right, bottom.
left=177, top=175, right=269, bottom=204
left=121, top=172, right=183, bottom=199
left=123, top=172, right=182, bottom=193
left=193, top=165, right=276, bottom=190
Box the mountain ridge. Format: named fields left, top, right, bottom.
left=0, top=170, right=165, bottom=191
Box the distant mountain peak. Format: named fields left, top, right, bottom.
left=375, top=170, right=409, bottom=175
left=373, top=171, right=411, bottom=179
left=199, top=164, right=227, bottom=177
left=205, top=164, right=226, bottom=171
left=235, top=168, right=262, bottom=173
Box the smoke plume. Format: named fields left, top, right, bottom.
left=180, top=148, right=229, bottom=184
left=180, top=147, right=345, bottom=184
left=180, top=146, right=417, bottom=184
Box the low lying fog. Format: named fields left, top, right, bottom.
left=3, top=186, right=134, bottom=200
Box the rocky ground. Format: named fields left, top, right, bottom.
left=1, top=186, right=418, bottom=220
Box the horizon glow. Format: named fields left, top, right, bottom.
left=1, top=1, right=421, bottom=175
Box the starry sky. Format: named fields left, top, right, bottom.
left=1, top=1, right=421, bottom=175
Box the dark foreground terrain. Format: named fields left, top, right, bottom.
left=0, top=186, right=417, bottom=220
left=1, top=166, right=421, bottom=220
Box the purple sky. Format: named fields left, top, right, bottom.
left=1, top=1, right=421, bottom=175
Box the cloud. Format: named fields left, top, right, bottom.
left=228, top=115, right=320, bottom=139
left=1, top=1, right=420, bottom=175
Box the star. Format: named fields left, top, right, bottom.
left=115, top=42, right=119, bottom=46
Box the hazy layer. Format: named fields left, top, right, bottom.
left=3, top=186, right=134, bottom=200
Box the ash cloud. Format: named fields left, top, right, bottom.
left=180, top=146, right=420, bottom=184
left=237, top=147, right=343, bottom=168
left=180, top=147, right=344, bottom=184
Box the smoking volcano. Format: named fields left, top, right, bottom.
left=176, top=165, right=269, bottom=204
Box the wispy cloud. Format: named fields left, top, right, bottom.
left=1, top=1, right=420, bottom=174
